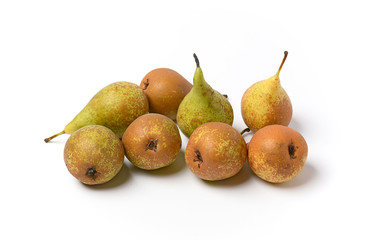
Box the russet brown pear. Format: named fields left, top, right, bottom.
left=122, top=113, right=182, bottom=170
left=64, top=125, right=125, bottom=185
left=248, top=125, right=308, bottom=183
left=185, top=122, right=247, bottom=181
left=140, top=68, right=192, bottom=121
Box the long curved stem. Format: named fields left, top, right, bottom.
left=276, top=51, right=288, bottom=77
left=44, top=130, right=65, bottom=143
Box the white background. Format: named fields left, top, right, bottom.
left=1, top=0, right=376, bottom=239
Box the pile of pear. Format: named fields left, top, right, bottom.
left=45, top=51, right=308, bottom=185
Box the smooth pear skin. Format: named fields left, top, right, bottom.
left=241, top=51, right=292, bottom=132
left=185, top=122, right=247, bottom=181
left=64, top=82, right=149, bottom=138
left=122, top=113, right=182, bottom=170
left=177, top=55, right=233, bottom=137
left=248, top=125, right=308, bottom=183
left=140, top=68, right=192, bottom=120
left=64, top=125, right=125, bottom=185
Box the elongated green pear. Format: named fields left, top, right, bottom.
left=241, top=51, right=292, bottom=132
left=176, top=54, right=233, bottom=137
left=45, top=82, right=149, bottom=142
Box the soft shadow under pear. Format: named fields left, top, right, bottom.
left=128, top=150, right=186, bottom=176
left=202, top=161, right=253, bottom=188
left=82, top=164, right=130, bottom=190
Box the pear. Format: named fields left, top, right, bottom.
left=248, top=125, right=308, bottom=183
left=241, top=51, right=292, bottom=132
left=140, top=68, right=192, bottom=121
left=64, top=125, right=125, bottom=185
left=176, top=54, right=233, bottom=137
left=185, top=122, right=247, bottom=181
left=122, top=113, right=182, bottom=170
left=45, top=81, right=149, bottom=142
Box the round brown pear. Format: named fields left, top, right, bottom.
left=64, top=125, right=125, bottom=185
left=122, top=113, right=182, bottom=170
left=185, top=122, right=247, bottom=181
left=248, top=125, right=308, bottom=183
left=140, top=68, right=192, bottom=121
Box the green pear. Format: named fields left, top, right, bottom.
left=241, top=51, right=292, bottom=132
left=176, top=54, right=233, bottom=137
left=45, top=81, right=149, bottom=142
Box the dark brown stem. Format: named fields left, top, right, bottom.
left=240, top=128, right=250, bottom=135
left=44, top=130, right=65, bottom=143
left=222, top=94, right=228, bottom=98
left=193, top=53, right=200, bottom=68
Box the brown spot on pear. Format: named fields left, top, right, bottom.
left=241, top=51, right=292, bottom=132
left=122, top=113, right=182, bottom=170
left=140, top=68, right=192, bottom=121
left=185, top=122, right=247, bottom=181
left=64, top=125, right=125, bottom=185
left=248, top=125, right=308, bottom=183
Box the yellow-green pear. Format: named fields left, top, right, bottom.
left=241, top=51, right=292, bottom=132
left=45, top=82, right=149, bottom=142
left=176, top=54, right=233, bottom=137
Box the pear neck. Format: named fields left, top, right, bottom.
left=268, top=75, right=281, bottom=89
left=273, top=74, right=281, bottom=83
left=193, top=67, right=207, bottom=90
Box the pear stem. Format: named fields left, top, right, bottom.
left=44, top=130, right=65, bottom=143
left=193, top=53, right=200, bottom=68
left=277, top=51, right=288, bottom=77
left=240, top=128, right=250, bottom=135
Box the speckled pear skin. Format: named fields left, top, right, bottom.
left=185, top=122, right=247, bottom=181
left=248, top=125, right=308, bottom=183
left=241, top=76, right=292, bottom=132
left=122, top=113, right=182, bottom=170
left=64, top=125, right=125, bottom=185
left=241, top=51, right=292, bottom=132
left=64, top=82, right=149, bottom=138
left=140, top=68, right=192, bottom=120
left=176, top=54, right=233, bottom=138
